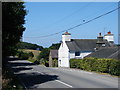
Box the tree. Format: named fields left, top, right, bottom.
left=37, top=48, right=50, bottom=64
left=2, top=2, right=27, bottom=64
left=16, top=42, right=43, bottom=50
left=37, top=48, right=50, bottom=60
left=28, top=52, right=34, bottom=58
left=49, top=43, right=60, bottom=49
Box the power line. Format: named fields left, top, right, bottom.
left=38, top=2, right=95, bottom=30
left=24, top=6, right=120, bottom=38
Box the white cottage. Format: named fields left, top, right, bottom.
left=58, top=31, right=113, bottom=67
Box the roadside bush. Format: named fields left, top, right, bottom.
left=45, top=60, right=49, bottom=67
left=16, top=51, right=29, bottom=60
left=34, top=60, right=40, bottom=65
left=28, top=52, right=34, bottom=59
left=70, top=58, right=120, bottom=76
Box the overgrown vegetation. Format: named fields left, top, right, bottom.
left=36, top=43, right=60, bottom=66
left=16, top=50, right=34, bottom=60
left=17, top=42, right=43, bottom=50
left=52, top=59, right=58, bottom=67
left=37, top=48, right=50, bottom=66
left=70, top=57, right=120, bottom=76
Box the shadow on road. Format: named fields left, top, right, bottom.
left=7, top=57, right=59, bottom=89
left=12, top=67, right=33, bottom=73
left=10, top=62, right=35, bottom=66
left=18, top=72, right=58, bottom=88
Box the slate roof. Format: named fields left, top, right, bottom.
left=85, top=46, right=120, bottom=60
left=108, top=48, right=120, bottom=60
left=66, top=39, right=110, bottom=52
left=50, top=50, right=58, bottom=58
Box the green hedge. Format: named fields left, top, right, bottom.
left=70, top=57, right=120, bottom=76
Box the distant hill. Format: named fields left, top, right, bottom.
left=17, top=42, right=43, bottom=50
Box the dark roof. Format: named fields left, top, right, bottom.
left=85, top=47, right=120, bottom=60
left=108, top=49, right=120, bottom=60
left=50, top=50, right=58, bottom=58
left=66, top=39, right=110, bottom=51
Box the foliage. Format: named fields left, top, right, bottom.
left=17, top=42, right=43, bottom=50
left=16, top=51, right=35, bottom=60
left=53, top=59, right=58, bottom=67
left=2, top=2, right=27, bottom=64
left=36, top=43, right=60, bottom=66
left=16, top=51, right=29, bottom=60
left=49, top=43, right=60, bottom=49
left=37, top=48, right=50, bottom=61
left=70, top=58, right=120, bottom=76
left=19, top=49, right=41, bottom=60
left=28, top=52, right=34, bottom=58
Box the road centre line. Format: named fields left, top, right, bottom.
left=55, top=80, right=73, bottom=88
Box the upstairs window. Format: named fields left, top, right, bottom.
left=75, top=52, right=80, bottom=56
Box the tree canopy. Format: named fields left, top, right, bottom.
left=2, top=2, right=27, bottom=63
left=49, top=43, right=60, bottom=49
left=17, top=42, right=43, bottom=50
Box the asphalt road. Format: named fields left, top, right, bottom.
left=8, top=58, right=119, bottom=89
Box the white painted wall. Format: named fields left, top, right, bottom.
left=69, top=51, right=75, bottom=59
left=62, top=35, right=71, bottom=42
left=58, top=41, right=70, bottom=67
left=104, top=35, right=114, bottom=42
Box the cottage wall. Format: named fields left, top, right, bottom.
left=49, top=52, right=53, bottom=67
left=58, top=41, right=69, bottom=67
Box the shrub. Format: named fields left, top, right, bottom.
left=70, top=58, right=120, bottom=76
left=53, top=59, right=58, bottom=67
left=34, top=60, right=40, bottom=65
left=28, top=52, right=34, bottom=58
left=16, top=51, right=29, bottom=60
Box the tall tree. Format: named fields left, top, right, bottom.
left=2, top=2, right=27, bottom=64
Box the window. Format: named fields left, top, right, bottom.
left=75, top=52, right=80, bottom=56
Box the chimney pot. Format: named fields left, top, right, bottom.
left=108, top=31, right=111, bottom=34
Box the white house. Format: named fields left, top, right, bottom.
left=58, top=31, right=114, bottom=67
left=104, top=31, right=114, bottom=46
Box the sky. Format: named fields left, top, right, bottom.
left=23, top=2, right=119, bottom=48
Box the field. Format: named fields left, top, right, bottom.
left=18, top=49, right=41, bottom=60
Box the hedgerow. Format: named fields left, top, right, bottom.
left=70, top=57, right=120, bottom=76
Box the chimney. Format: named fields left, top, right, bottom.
left=96, top=32, right=105, bottom=48
left=107, top=31, right=111, bottom=34
left=62, top=31, right=71, bottom=42
left=104, top=31, right=114, bottom=44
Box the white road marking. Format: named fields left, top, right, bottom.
left=55, top=80, right=73, bottom=88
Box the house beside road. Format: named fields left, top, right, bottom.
left=58, top=31, right=116, bottom=67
